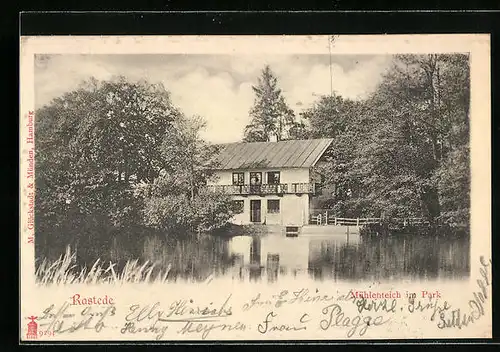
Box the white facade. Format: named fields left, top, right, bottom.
left=207, top=168, right=312, bottom=226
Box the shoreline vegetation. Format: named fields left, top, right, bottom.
left=34, top=54, right=470, bottom=272
left=35, top=246, right=172, bottom=285
left=359, top=223, right=469, bottom=237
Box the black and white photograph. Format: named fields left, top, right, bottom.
left=20, top=35, right=491, bottom=341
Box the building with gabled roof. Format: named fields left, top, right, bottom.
left=205, top=138, right=333, bottom=227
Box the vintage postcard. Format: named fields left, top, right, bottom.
left=19, top=34, right=491, bottom=342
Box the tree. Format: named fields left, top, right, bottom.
left=300, top=93, right=365, bottom=215
left=157, top=115, right=221, bottom=200
left=36, top=76, right=181, bottom=258
left=301, top=54, right=470, bottom=227
left=363, top=54, right=468, bottom=221
left=35, top=76, right=235, bottom=260
left=243, top=65, right=298, bottom=142
left=349, top=54, right=470, bottom=223
left=135, top=114, right=235, bottom=237
left=433, top=146, right=470, bottom=226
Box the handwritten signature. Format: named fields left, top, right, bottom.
left=38, top=302, right=116, bottom=334
left=125, top=294, right=232, bottom=323
left=242, top=289, right=335, bottom=311
left=121, top=294, right=233, bottom=340
left=437, top=256, right=491, bottom=329
left=320, top=303, right=390, bottom=338
left=407, top=295, right=451, bottom=322
left=177, top=320, right=247, bottom=340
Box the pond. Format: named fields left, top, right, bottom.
left=98, top=231, right=470, bottom=283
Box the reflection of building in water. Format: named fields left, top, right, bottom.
left=227, top=235, right=364, bottom=282
left=248, top=237, right=262, bottom=281
left=249, top=236, right=261, bottom=264
left=227, top=236, right=264, bottom=281
left=227, top=235, right=312, bottom=282
left=223, top=232, right=470, bottom=282
left=260, top=236, right=310, bottom=282
left=227, top=236, right=252, bottom=281
left=228, top=236, right=253, bottom=265
left=260, top=236, right=310, bottom=269
left=266, top=253, right=279, bottom=283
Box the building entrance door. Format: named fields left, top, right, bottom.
left=250, top=200, right=261, bottom=223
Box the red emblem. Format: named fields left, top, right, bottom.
left=26, top=316, right=38, bottom=339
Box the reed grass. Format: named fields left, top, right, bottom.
left=35, top=246, right=172, bottom=285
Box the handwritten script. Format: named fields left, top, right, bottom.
left=122, top=294, right=235, bottom=339
left=437, top=256, right=491, bottom=330
left=29, top=265, right=492, bottom=341
left=38, top=302, right=116, bottom=334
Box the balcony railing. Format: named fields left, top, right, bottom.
left=205, top=183, right=316, bottom=195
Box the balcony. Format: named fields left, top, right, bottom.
left=204, top=183, right=316, bottom=196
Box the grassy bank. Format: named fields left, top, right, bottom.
left=35, top=246, right=172, bottom=285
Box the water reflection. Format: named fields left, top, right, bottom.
left=106, top=232, right=470, bottom=283
left=226, top=233, right=468, bottom=282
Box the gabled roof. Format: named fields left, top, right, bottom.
left=213, top=138, right=333, bottom=170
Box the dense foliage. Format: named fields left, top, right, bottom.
left=35, top=76, right=234, bottom=260
left=301, top=54, right=470, bottom=227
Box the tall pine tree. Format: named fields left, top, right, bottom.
left=243, top=65, right=298, bottom=142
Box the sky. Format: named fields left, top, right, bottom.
left=35, top=53, right=393, bottom=143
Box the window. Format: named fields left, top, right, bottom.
left=267, top=171, right=280, bottom=184
left=249, top=172, right=262, bottom=185
left=232, top=172, right=245, bottom=185
left=267, top=200, right=280, bottom=214
left=231, top=200, right=244, bottom=214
